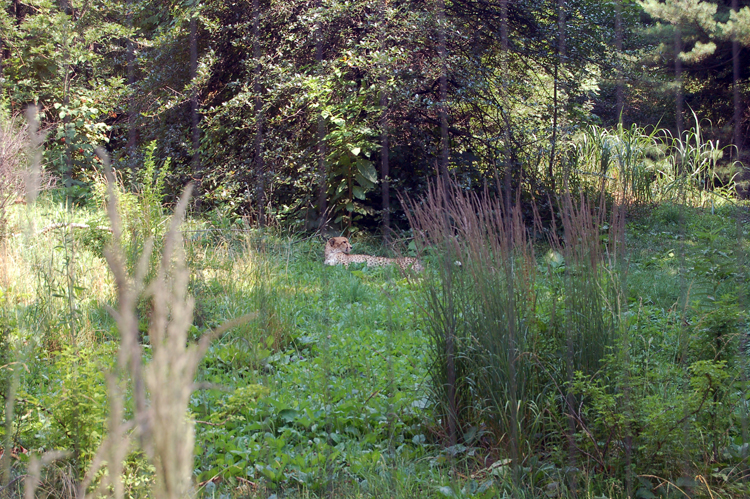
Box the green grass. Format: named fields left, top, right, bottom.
left=0, top=193, right=749, bottom=498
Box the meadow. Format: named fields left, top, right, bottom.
left=0, top=125, right=748, bottom=499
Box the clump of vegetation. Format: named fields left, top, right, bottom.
left=402, top=172, right=748, bottom=497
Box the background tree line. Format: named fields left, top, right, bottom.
left=0, top=0, right=748, bottom=231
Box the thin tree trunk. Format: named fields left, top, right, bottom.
left=501, top=0, right=511, bottom=214
left=436, top=0, right=455, bottom=449
left=127, top=0, right=137, bottom=166
left=556, top=2, right=577, bottom=494
left=380, top=0, right=390, bottom=237
left=550, top=59, right=558, bottom=193
left=315, top=1, right=327, bottom=230
left=615, top=0, right=624, bottom=122
left=549, top=0, right=566, bottom=195
left=500, top=4, right=519, bottom=481
left=675, top=25, right=683, bottom=137
left=253, top=0, right=265, bottom=227
left=558, top=0, right=566, bottom=64
left=190, top=16, right=200, bottom=174
left=733, top=0, right=743, bottom=158
left=0, top=41, right=4, bottom=104
left=612, top=6, right=632, bottom=479
left=438, top=0, right=449, bottom=184
left=62, top=18, right=73, bottom=189
left=380, top=110, right=390, bottom=235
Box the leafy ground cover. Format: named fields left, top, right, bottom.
left=0, top=192, right=748, bottom=498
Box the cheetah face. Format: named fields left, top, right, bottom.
left=327, top=237, right=352, bottom=254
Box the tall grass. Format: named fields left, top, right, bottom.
left=548, top=191, right=622, bottom=376
left=571, top=115, right=740, bottom=210
left=0, top=112, right=53, bottom=237
left=0, top=135, right=254, bottom=497
left=655, top=114, right=739, bottom=208
left=405, top=178, right=629, bottom=491
left=405, top=181, right=544, bottom=469
left=572, top=122, right=662, bottom=204
left=70, top=154, right=255, bottom=498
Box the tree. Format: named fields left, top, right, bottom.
left=0, top=0, right=132, bottom=190
left=638, top=0, right=750, bottom=150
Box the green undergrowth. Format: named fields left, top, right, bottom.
left=190, top=239, right=433, bottom=495
left=0, top=194, right=748, bottom=498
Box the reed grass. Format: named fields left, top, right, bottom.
left=656, top=113, right=739, bottom=208
left=573, top=122, right=662, bottom=204
left=404, top=177, right=630, bottom=491
left=405, top=181, right=545, bottom=469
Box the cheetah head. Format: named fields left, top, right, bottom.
left=326, top=237, right=352, bottom=256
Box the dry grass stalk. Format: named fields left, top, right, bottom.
left=2, top=107, right=50, bottom=495
left=74, top=148, right=256, bottom=498
left=23, top=451, right=70, bottom=499
left=0, top=114, right=32, bottom=230
left=0, top=109, right=53, bottom=235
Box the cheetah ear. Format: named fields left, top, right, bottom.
left=328, top=239, right=335, bottom=246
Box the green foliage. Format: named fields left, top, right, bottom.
left=1, top=0, right=131, bottom=201
left=1, top=190, right=749, bottom=497
left=135, top=140, right=170, bottom=239
left=573, top=293, right=744, bottom=481
left=572, top=122, right=664, bottom=203
left=1, top=0, right=746, bottom=228
left=0, top=0, right=748, bottom=494
left=191, top=239, right=430, bottom=494
left=325, top=129, right=379, bottom=227
left=18, top=344, right=114, bottom=477
left=52, top=96, right=112, bottom=184
left=655, top=114, right=739, bottom=207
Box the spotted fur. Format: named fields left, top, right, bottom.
left=324, top=237, right=423, bottom=272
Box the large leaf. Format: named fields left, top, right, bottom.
left=352, top=185, right=366, bottom=200
left=356, top=159, right=378, bottom=184
left=355, top=172, right=376, bottom=190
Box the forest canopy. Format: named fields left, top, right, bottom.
left=0, top=0, right=748, bottom=230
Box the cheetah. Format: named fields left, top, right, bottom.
left=324, top=237, right=424, bottom=272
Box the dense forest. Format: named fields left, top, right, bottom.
left=1, top=1, right=750, bottom=498
left=0, top=0, right=748, bottom=226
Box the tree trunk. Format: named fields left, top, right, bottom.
left=62, top=19, right=73, bottom=189
left=501, top=0, right=512, bottom=213
left=733, top=0, right=743, bottom=157
left=315, top=1, right=327, bottom=230
left=190, top=16, right=200, bottom=174
left=438, top=0, right=449, bottom=184
left=380, top=0, right=390, bottom=237
left=674, top=25, right=683, bottom=137
left=127, top=0, right=137, bottom=166
left=436, top=0, right=456, bottom=449
left=253, top=0, right=265, bottom=227
left=549, top=0, right=566, bottom=195
left=615, top=0, right=624, bottom=122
